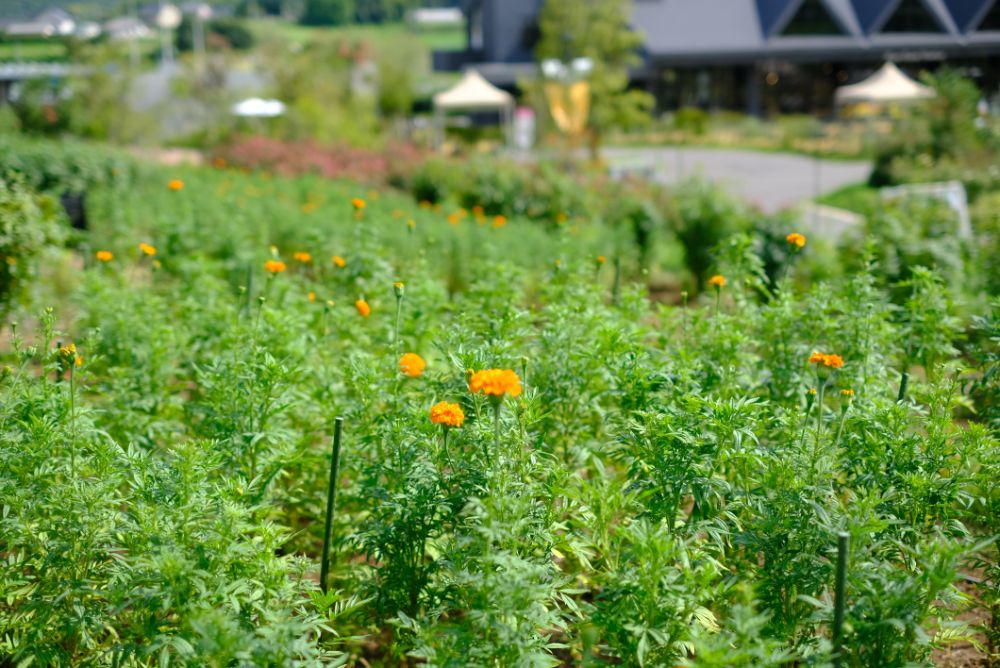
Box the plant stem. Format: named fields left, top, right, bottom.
left=320, top=416, right=344, bottom=594
left=897, top=370, right=909, bottom=403
left=68, top=364, right=76, bottom=477
left=393, top=297, right=402, bottom=348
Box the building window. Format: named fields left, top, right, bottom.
left=977, top=1, right=1000, bottom=31
left=781, top=0, right=845, bottom=35
left=880, top=0, right=945, bottom=33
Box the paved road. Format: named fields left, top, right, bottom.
left=603, top=146, right=871, bottom=213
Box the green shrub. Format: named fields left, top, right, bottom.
left=0, top=178, right=67, bottom=311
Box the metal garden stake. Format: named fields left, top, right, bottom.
left=320, top=416, right=344, bottom=594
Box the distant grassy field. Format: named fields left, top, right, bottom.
left=248, top=19, right=465, bottom=52
left=0, top=39, right=68, bottom=62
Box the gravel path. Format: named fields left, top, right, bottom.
left=603, top=146, right=872, bottom=213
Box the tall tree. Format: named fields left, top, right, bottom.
left=535, top=0, right=653, bottom=159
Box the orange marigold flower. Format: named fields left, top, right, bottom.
left=472, top=205, right=484, bottom=217
left=469, top=368, right=523, bottom=398
left=355, top=299, right=371, bottom=317
left=493, top=215, right=507, bottom=228
left=786, top=232, right=806, bottom=248
left=447, top=213, right=461, bottom=226
left=293, top=251, right=312, bottom=263
left=168, top=179, right=184, bottom=191
left=332, top=255, right=346, bottom=268
left=430, top=401, right=464, bottom=428
left=400, top=352, right=426, bottom=378
left=823, top=354, right=844, bottom=369
left=708, top=274, right=726, bottom=289
left=841, top=388, right=854, bottom=397
left=596, top=255, right=606, bottom=265
left=264, top=260, right=286, bottom=274
left=95, top=250, right=113, bottom=262
left=352, top=197, right=366, bottom=211
left=308, top=291, right=316, bottom=303
left=809, top=351, right=844, bottom=369
left=138, top=242, right=157, bottom=257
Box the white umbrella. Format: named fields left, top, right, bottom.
left=232, top=98, right=286, bottom=118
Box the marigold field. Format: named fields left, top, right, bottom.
left=2, top=143, right=1000, bottom=668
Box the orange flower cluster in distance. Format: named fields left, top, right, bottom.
left=168, top=179, right=184, bottom=191
left=786, top=232, right=807, bottom=248
left=264, top=260, right=286, bottom=274
left=293, top=251, right=312, bottom=263
left=138, top=243, right=157, bottom=257
left=708, top=274, right=726, bottom=288
left=469, top=369, right=523, bottom=398
left=355, top=299, right=371, bottom=317
left=809, top=351, right=844, bottom=369
left=400, top=353, right=425, bottom=378
left=95, top=250, right=113, bottom=262
left=430, top=401, right=464, bottom=427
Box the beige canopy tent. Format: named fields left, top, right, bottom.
left=834, top=62, right=935, bottom=107
left=432, top=69, right=514, bottom=146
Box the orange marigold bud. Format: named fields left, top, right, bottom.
left=95, top=250, right=113, bottom=262
left=708, top=274, right=726, bottom=289
left=138, top=242, right=157, bottom=257
left=841, top=388, right=854, bottom=397
left=264, top=260, right=286, bottom=274
left=400, top=352, right=426, bottom=378
left=332, top=255, right=346, bottom=268
left=293, top=251, right=312, bottom=263
left=469, top=369, right=523, bottom=398
left=430, top=401, right=464, bottom=428
left=352, top=197, right=366, bottom=211
left=355, top=299, right=371, bottom=317
left=168, top=179, right=184, bottom=191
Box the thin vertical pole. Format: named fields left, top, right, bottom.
left=833, top=531, right=849, bottom=667
left=320, top=417, right=344, bottom=594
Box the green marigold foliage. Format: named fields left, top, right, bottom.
left=0, top=141, right=998, bottom=667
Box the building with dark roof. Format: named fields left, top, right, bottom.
left=435, top=0, right=1000, bottom=114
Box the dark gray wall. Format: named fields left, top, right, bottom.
left=483, top=0, right=543, bottom=63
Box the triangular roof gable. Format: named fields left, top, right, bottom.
left=776, top=0, right=851, bottom=35
left=972, top=0, right=1000, bottom=29
left=876, top=0, right=954, bottom=32
left=757, top=0, right=798, bottom=35
left=942, top=0, right=993, bottom=31
left=849, top=0, right=895, bottom=32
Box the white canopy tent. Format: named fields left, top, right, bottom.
left=432, top=69, right=514, bottom=147
left=232, top=98, right=287, bottom=118
left=834, top=62, right=935, bottom=106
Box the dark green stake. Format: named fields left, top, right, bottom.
left=611, top=256, right=621, bottom=306
left=897, top=370, right=909, bottom=403
left=833, top=531, right=849, bottom=667
left=320, top=417, right=344, bottom=594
